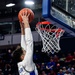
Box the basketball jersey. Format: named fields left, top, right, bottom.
left=18, top=62, right=38, bottom=75
left=19, top=28, right=38, bottom=75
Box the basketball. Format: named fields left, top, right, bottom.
left=18, top=8, right=34, bottom=23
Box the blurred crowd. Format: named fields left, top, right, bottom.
left=0, top=47, right=75, bottom=75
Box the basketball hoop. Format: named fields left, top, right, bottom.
left=36, top=21, right=65, bottom=54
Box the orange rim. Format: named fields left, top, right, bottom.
left=36, top=21, right=64, bottom=32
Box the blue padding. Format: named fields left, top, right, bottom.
left=42, top=0, right=50, bottom=17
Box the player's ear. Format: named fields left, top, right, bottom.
left=20, top=54, right=24, bottom=60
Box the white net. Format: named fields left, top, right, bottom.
left=36, top=21, right=65, bottom=54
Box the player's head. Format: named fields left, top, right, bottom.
left=12, top=46, right=26, bottom=63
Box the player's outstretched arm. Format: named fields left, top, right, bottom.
left=20, top=11, right=34, bottom=71
left=20, top=23, right=27, bottom=51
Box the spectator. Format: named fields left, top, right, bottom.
left=59, top=54, right=66, bottom=62
left=62, top=66, right=67, bottom=73
left=70, top=67, right=75, bottom=75
left=48, top=70, right=56, bottom=75
left=65, top=53, right=73, bottom=62
left=57, top=69, right=64, bottom=75
left=67, top=65, right=72, bottom=73
left=0, top=58, right=4, bottom=70
left=41, top=70, right=47, bottom=75
left=40, top=63, right=46, bottom=70
left=46, top=58, right=55, bottom=72
left=72, top=52, right=75, bottom=61
left=36, top=63, right=41, bottom=71
left=4, top=63, right=11, bottom=75
left=59, top=54, right=66, bottom=66
left=64, top=70, right=71, bottom=75
left=6, top=49, right=12, bottom=63
left=0, top=69, right=4, bottom=75
left=53, top=55, right=59, bottom=63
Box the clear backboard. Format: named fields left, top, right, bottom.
left=42, top=0, right=75, bottom=37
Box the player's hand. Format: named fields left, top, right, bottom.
left=20, top=11, right=30, bottom=25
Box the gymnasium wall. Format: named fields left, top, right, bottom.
left=0, top=31, right=41, bottom=46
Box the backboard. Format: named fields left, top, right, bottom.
left=42, top=0, right=75, bottom=37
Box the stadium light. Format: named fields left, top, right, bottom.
left=25, top=1, right=34, bottom=5
left=6, top=3, right=15, bottom=7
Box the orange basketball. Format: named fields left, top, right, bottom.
left=18, top=8, right=34, bottom=23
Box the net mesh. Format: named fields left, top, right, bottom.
left=36, top=21, right=65, bottom=54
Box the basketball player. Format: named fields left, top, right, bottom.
left=12, top=11, right=38, bottom=75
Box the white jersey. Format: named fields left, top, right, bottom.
left=18, top=62, right=38, bottom=75
left=18, top=28, right=38, bottom=75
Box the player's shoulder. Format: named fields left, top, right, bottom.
left=17, top=61, right=23, bottom=67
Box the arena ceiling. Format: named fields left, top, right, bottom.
left=0, top=0, right=42, bottom=9
left=0, top=0, right=42, bottom=34
left=0, top=0, right=42, bottom=19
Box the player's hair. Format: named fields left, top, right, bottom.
left=12, top=46, right=23, bottom=63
